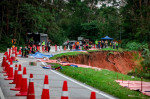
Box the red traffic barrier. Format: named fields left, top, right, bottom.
left=10, top=64, right=18, bottom=84
left=61, top=81, right=69, bottom=99
left=90, top=91, right=96, bottom=99
left=10, top=64, right=22, bottom=91
left=41, top=75, right=50, bottom=99
left=27, top=74, right=35, bottom=99
left=16, top=67, right=28, bottom=96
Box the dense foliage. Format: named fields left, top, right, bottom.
left=0, top=0, right=149, bottom=76
left=0, top=0, right=149, bottom=48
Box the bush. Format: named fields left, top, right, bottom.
left=125, top=41, right=148, bottom=51
left=128, top=48, right=150, bottom=79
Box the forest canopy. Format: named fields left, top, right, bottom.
left=0, top=0, right=149, bottom=49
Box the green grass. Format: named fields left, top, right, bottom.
left=87, top=47, right=124, bottom=53
left=50, top=52, right=89, bottom=59
left=51, top=63, right=150, bottom=99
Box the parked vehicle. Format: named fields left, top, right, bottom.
left=63, top=40, right=83, bottom=46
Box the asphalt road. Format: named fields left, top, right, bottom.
left=0, top=51, right=117, bottom=99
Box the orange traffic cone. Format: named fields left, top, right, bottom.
left=10, top=64, right=22, bottom=91
left=11, top=47, right=16, bottom=61
left=9, top=48, right=11, bottom=58
left=55, top=44, right=57, bottom=51
left=5, top=51, right=9, bottom=60
left=94, top=44, right=96, bottom=48
left=3, top=58, right=11, bottom=76
left=2, top=57, right=8, bottom=73
left=64, top=46, right=66, bottom=51
left=15, top=47, right=17, bottom=57
left=19, top=47, right=22, bottom=55
left=61, top=81, right=69, bottom=99
left=27, top=74, right=35, bottom=99
left=10, top=64, right=18, bottom=84
left=16, top=67, right=28, bottom=96
left=90, top=91, right=96, bottom=99
left=41, top=75, right=50, bottom=99
left=5, top=59, right=14, bottom=80
left=1, top=55, right=6, bottom=67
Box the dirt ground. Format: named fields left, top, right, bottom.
left=60, top=51, right=140, bottom=74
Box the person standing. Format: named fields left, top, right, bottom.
left=98, top=40, right=101, bottom=49
left=101, top=40, right=104, bottom=49
left=42, top=40, right=45, bottom=52
left=105, top=40, right=108, bottom=48
left=116, top=41, right=119, bottom=50
left=76, top=41, right=80, bottom=50
left=47, top=40, right=51, bottom=52
left=30, top=37, right=34, bottom=47
left=95, top=40, right=98, bottom=48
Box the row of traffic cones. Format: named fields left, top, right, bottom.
left=1, top=51, right=96, bottom=99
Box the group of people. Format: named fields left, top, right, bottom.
left=69, top=41, right=80, bottom=50
left=27, top=37, right=51, bottom=53
left=95, top=40, right=119, bottom=49
left=41, top=40, right=51, bottom=53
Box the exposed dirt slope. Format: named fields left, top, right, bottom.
left=60, top=51, right=140, bottom=74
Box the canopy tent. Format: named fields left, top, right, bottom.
left=101, top=36, right=113, bottom=40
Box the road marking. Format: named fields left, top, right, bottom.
left=51, top=70, right=117, bottom=99
left=0, top=87, right=5, bottom=99
left=39, top=56, right=116, bottom=99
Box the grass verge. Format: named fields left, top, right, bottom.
left=50, top=52, right=88, bottom=59
left=87, top=47, right=124, bottom=53
left=51, top=63, right=150, bottom=99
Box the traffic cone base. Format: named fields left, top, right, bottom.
left=16, top=92, right=27, bottom=96
left=5, top=77, right=13, bottom=80
left=10, top=87, right=21, bottom=91
left=9, top=82, right=15, bottom=84
left=3, top=74, right=8, bottom=76
left=2, top=71, right=6, bottom=73
left=41, top=89, right=49, bottom=99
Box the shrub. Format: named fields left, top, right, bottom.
left=125, top=41, right=148, bottom=51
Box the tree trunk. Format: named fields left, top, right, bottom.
left=14, top=2, right=19, bottom=39
left=6, top=8, right=9, bottom=35
left=0, top=6, right=4, bottom=40
left=148, top=35, right=150, bottom=50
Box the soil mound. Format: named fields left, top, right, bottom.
left=59, top=51, right=140, bottom=74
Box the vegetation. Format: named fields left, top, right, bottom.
left=128, top=48, right=150, bottom=79
left=51, top=63, right=150, bottom=99
left=0, top=0, right=149, bottom=50
left=87, top=47, right=124, bottom=52
left=50, top=51, right=88, bottom=59
left=125, top=42, right=148, bottom=51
